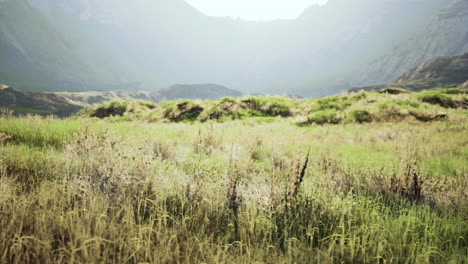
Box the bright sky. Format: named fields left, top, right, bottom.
left=185, top=0, right=328, bottom=21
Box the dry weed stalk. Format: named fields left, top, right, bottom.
left=284, top=149, right=311, bottom=207
left=194, top=127, right=220, bottom=154
left=227, top=158, right=241, bottom=241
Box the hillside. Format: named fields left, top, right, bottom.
left=351, top=0, right=468, bottom=87
left=0, top=0, right=129, bottom=92
left=351, top=53, right=468, bottom=92
left=395, top=53, right=468, bottom=89
left=0, top=84, right=82, bottom=115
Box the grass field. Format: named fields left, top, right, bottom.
left=0, top=90, right=467, bottom=263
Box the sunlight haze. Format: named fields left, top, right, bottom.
left=185, top=0, right=328, bottom=20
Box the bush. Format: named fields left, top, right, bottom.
left=89, top=101, right=127, bottom=118
left=163, top=101, right=204, bottom=122
left=409, top=110, right=449, bottom=122
left=346, top=109, right=373, bottom=123
left=376, top=104, right=407, bottom=122
left=79, top=99, right=158, bottom=120
left=241, top=97, right=293, bottom=117
left=312, top=93, right=365, bottom=112
left=351, top=91, right=369, bottom=100
left=306, top=109, right=341, bottom=125
left=417, top=92, right=457, bottom=108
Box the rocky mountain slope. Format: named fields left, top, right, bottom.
left=0, top=0, right=457, bottom=96
left=350, top=53, right=468, bottom=92
left=0, top=84, right=83, bottom=114
left=350, top=0, right=468, bottom=88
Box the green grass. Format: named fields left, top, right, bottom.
left=8, top=105, right=54, bottom=114
left=0, top=93, right=467, bottom=263
left=0, top=116, right=82, bottom=148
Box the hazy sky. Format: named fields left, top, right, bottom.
left=185, top=0, right=328, bottom=21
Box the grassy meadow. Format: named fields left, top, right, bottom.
left=0, top=90, right=467, bottom=263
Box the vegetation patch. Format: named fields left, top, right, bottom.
left=379, top=87, right=410, bottom=94
left=163, top=100, right=204, bottom=122
left=75, top=90, right=467, bottom=125
left=345, top=109, right=373, bottom=123
left=303, top=109, right=342, bottom=125
left=79, top=99, right=159, bottom=120
left=418, top=92, right=454, bottom=108
left=409, top=110, right=449, bottom=122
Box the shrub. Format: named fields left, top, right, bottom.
left=376, top=104, right=407, bottom=122
left=312, top=93, right=363, bottom=112
left=89, top=101, right=127, bottom=118
left=417, top=92, right=457, bottom=108
left=306, top=109, right=341, bottom=125
left=351, top=91, right=368, bottom=100
left=164, top=101, right=204, bottom=122
left=409, top=110, right=449, bottom=122
left=346, top=109, right=373, bottom=123
left=241, top=97, right=293, bottom=117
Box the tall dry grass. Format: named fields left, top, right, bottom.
left=0, top=115, right=466, bottom=263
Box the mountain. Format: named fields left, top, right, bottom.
left=350, top=53, right=468, bottom=92
left=0, top=83, right=244, bottom=115
left=0, top=84, right=83, bottom=114
left=351, top=0, right=468, bottom=87
left=258, top=0, right=449, bottom=95
left=395, top=53, right=468, bottom=89
left=0, top=0, right=464, bottom=96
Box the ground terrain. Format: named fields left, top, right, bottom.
left=0, top=90, right=467, bottom=263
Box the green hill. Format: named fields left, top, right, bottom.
left=77, top=89, right=467, bottom=124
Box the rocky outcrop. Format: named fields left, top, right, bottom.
left=350, top=53, right=468, bottom=92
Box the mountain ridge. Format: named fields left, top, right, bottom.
left=0, top=0, right=464, bottom=96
